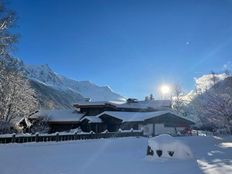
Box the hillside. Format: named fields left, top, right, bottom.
left=23, top=64, right=125, bottom=109
left=29, top=80, right=85, bottom=109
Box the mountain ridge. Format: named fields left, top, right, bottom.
left=23, top=64, right=125, bottom=109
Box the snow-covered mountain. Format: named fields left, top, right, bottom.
left=194, top=73, right=229, bottom=93
left=25, top=64, right=63, bottom=87
left=23, top=64, right=125, bottom=109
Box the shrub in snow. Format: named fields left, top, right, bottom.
left=69, top=128, right=81, bottom=134
left=147, top=134, right=193, bottom=159
left=89, top=131, right=95, bottom=134
left=102, top=129, right=109, bottom=133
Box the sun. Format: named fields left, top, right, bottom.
left=160, top=85, right=171, bottom=95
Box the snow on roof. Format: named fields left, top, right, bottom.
left=30, top=109, right=84, bottom=122
left=113, top=100, right=171, bottom=109
left=73, top=101, right=111, bottom=106
left=97, top=111, right=168, bottom=122
left=80, top=116, right=102, bottom=123
left=98, top=110, right=194, bottom=123
left=74, top=100, right=171, bottom=109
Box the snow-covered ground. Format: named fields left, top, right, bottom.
left=0, top=136, right=231, bottom=174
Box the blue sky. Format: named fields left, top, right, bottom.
left=10, top=0, right=232, bottom=99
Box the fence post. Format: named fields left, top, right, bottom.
left=11, top=133, right=16, bottom=143
left=56, top=132, right=59, bottom=142
left=35, top=133, right=39, bottom=142
left=74, top=132, right=77, bottom=140
left=90, top=131, right=95, bottom=139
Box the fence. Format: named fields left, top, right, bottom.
left=191, top=130, right=214, bottom=136
left=0, top=130, right=143, bottom=144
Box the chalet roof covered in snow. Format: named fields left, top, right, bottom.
left=114, top=100, right=171, bottom=109
left=97, top=111, right=195, bottom=124
left=97, top=111, right=168, bottom=122
left=80, top=116, right=102, bottom=123
left=74, top=100, right=171, bottom=109
left=74, top=101, right=112, bottom=107
left=29, top=109, right=84, bottom=122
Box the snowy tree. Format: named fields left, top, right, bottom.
left=171, top=73, right=232, bottom=130
left=187, top=73, right=232, bottom=132
left=0, top=1, right=17, bottom=56
left=224, top=69, right=231, bottom=76
left=210, top=71, right=217, bottom=86
left=171, top=84, right=190, bottom=117
left=0, top=58, right=39, bottom=123
left=0, top=1, right=38, bottom=129
left=195, top=89, right=232, bottom=133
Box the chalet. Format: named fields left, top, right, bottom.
left=94, top=111, right=194, bottom=136
left=18, top=99, right=194, bottom=135
left=75, top=99, right=194, bottom=136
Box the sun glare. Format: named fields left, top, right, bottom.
left=160, top=85, right=171, bottom=95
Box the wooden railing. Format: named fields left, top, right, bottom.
left=0, top=130, right=143, bottom=144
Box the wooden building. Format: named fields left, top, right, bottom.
left=96, top=111, right=194, bottom=136
left=80, top=116, right=104, bottom=132
left=18, top=99, right=194, bottom=136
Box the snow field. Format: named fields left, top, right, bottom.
left=0, top=136, right=231, bottom=174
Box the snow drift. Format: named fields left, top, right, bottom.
left=147, top=134, right=193, bottom=159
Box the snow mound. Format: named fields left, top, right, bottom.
left=147, top=134, right=193, bottom=159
